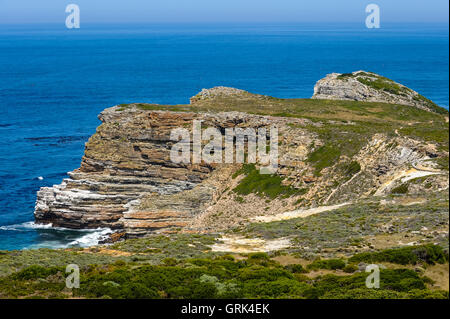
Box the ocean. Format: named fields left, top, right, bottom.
left=0, top=23, right=448, bottom=250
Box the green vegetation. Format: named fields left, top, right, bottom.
left=413, top=94, right=448, bottom=115
left=349, top=244, right=449, bottom=265
left=312, top=269, right=447, bottom=299
left=0, top=234, right=220, bottom=277
left=307, top=145, right=341, bottom=176
left=399, top=124, right=449, bottom=151
left=336, top=73, right=354, bottom=80
left=357, top=77, right=408, bottom=96
left=436, top=156, right=449, bottom=171
left=0, top=251, right=447, bottom=299
left=115, top=91, right=447, bottom=123
left=344, top=161, right=361, bottom=176
left=304, top=121, right=389, bottom=175
left=343, top=264, right=359, bottom=273
left=233, top=164, right=301, bottom=199
left=306, top=259, right=346, bottom=271
left=391, top=184, right=409, bottom=194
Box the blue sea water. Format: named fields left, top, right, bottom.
left=0, top=23, right=448, bottom=250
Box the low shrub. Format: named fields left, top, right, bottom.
left=343, top=264, right=358, bottom=273
left=13, top=265, right=61, bottom=280
left=307, top=259, right=346, bottom=271
left=391, top=184, right=409, bottom=194
left=349, top=244, right=448, bottom=265
left=233, top=164, right=301, bottom=199
left=284, top=264, right=307, bottom=274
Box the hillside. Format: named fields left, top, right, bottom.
left=1, top=72, right=448, bottom=299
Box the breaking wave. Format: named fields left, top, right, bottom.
left=0, top=221, right=112, bottom=249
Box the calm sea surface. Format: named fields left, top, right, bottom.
left=0, top=23, right=448, bottom=250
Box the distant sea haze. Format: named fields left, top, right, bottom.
left=0, top=23, right=448, bottom=250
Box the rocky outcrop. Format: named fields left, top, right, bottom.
left=34, top=82, right=448, bottom=237
left=312, top=71, right=440, bottom=113
left=190, top=87, right=249, bottom=104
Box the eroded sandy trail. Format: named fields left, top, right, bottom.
left=251, top=202, right=351, bottom=223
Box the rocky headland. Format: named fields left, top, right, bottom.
left=34, top=72, right=449, bottom=243
left=1, top=72, right=448, bottom=299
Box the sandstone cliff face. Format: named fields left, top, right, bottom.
left=34, top=106, right=316, bottom=235
left=34, top=85, right=449, bottom=238
left=312, top=71, right=440, bottom=113
left=35, top=110, right=213, bottom=231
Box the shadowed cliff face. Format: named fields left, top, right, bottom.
left=34, top=77, right=449, bottom=238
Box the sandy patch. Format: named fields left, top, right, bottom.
left=363, top=233, right=427, bottom=250
left=83, top=248, right=132, bottom=257
left=272, top=255, right=309, bottom=266
left=210, top=235, right=291, bottom=253
left=424, top=263, right=449, bottom=291
left=251, top=202, right=350, bottom=223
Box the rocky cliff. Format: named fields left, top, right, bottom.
left=312, top=71, right=443, bottom=114
left=34, top=73, right=449, bottom=239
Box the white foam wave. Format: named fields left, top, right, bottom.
left=0, top=221, right=53, bottom=231
left=1, top=221, right=113, bottom=249
left=67, top=228, right=113, bottom=247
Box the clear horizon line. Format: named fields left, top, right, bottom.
left=0, top=20, right=448, bottom=25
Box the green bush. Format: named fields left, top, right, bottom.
left=242, top=277, right=307, bottom=298
left=88, top=281, right=159, bottom=299
left=307, top=145, right=341, bottom=176
left=233, top=164, right=301, bottom=199
left=344, top=161, right=361, bottom=176
left=1, top=248, right=447, bottom=299
left=284, top=264, right=307, bottom=273
left=349, top=244, right=448, bottom=265
left=307, top=259, right=346, bottom=271
left=391, top=183, right=409, bottom=194
left=239, top=266, right=293, bottom=281
left=357, top=77, right=406, bottom=96
left=13, top=265, right=61, bottom=280
left=343, top=264, right=358, bottom=273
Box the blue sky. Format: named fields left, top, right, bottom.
left=0, top=0, right=448, bottom=24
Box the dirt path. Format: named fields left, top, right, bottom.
left=251, top=202, right=351, bottom=223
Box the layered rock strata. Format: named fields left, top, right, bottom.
left=35, top=107, right=304, bottom=235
